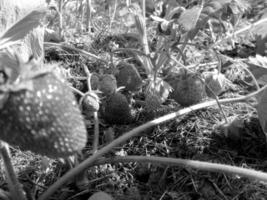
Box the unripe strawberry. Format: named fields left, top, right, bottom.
left=102, top=92, right=132, bottom=124
left=169, top=69, right=206, bottom=106
left=98, top=74, right=117, bottom=95
left=0, top=72, right=87, bottom=158
left=116, top=62, right=142, bottom=92
left=80, top=91, right=100, bottom=113
left=90, top=73, right=100, bottom=90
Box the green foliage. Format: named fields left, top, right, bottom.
left=0, top=8, right=46, bottom=50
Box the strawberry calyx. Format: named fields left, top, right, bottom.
left=80, top=90, right=100, bottom=113
left=0, top=69, right=55, bottom=109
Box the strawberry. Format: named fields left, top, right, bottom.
left=102, top=92, right=133, bottom=124
left=116, top=62, right=142, bottom=92
left=0, top=71, right=87, bottom=158
left=169, top=69, right=206, bottom=106
left=90, top=73, right=100, bottom=90
left=98, top=74, right=117, bottom=95
left=80, top=91, right=100, bottom=113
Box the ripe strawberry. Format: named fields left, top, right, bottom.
left=98, top=74, right=117, bottom=95
left=102, top=92, right=132, bottom=124
left=0, top=72, right=87, bottom=158
left=80, top=91, right=100, bottom=113
left=169, top=69, right=206, bottom=106
left=116, top=62, right=142, bottom=92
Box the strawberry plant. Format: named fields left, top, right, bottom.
left=2, top=1, right=267, bottom=200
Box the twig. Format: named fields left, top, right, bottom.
left=38, top=85, right=267, bottom=200
left=44, top=42, right=108, bottom=64
left=112, top=48, right=150, bottom=58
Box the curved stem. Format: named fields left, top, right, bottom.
left=89, top=155, right=267, bottom=182
left=239, top=62, right=260, bottom=90
left=38, top=85, right=267, bottom=200
left=0, top=141, right=26, bottom=200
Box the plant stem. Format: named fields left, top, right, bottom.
left=93, top=111, right=99, bottom=153
left=213, top=17, right=267, bottom=47
left=69, top=85, right=84, bottom=96
left=88, top=155, right=267, bottom=182
left=85, top=0, right=92, bottom=32
left=0, top=141, right=26, bottom=200
left=58, top=0, right=63, bottom=39
left=109, top=0, right=117, bottom=30
left=82, top=63, right=99, bottom=153
left=237, top=61, right=260, bottom=90
left=38, top=85, right=267, bottom=200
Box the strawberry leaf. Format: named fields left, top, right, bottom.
left=0, top=7, right=47, bottom=50
left=255, top=34, right=267, bottom=56
left=146, top=77, right=172, bottom=105
left=245, top=55, right=267, bottom=85
left=252, top=16, right=267, bottom=39
left=177, top=2, right=203, bottom=32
